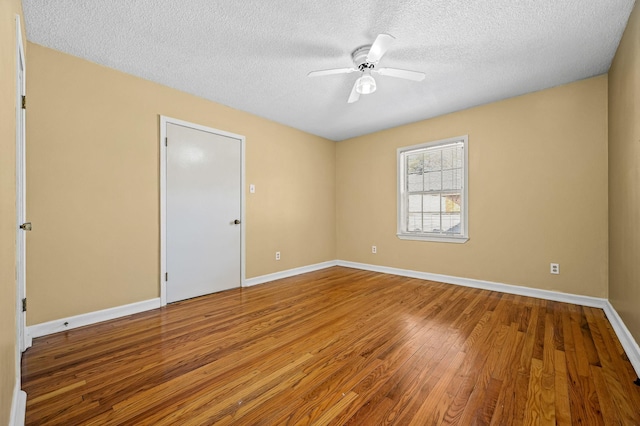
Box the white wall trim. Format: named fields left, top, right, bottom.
left=337, top=260, right=608, bottom=307
left=22, top=259, right=640, bottom=379
left=602, top=301, right=640, bottom=377
left=15, top=14, right=28, bottom=354
left=337, top=260, right=640, bottom=377
left=9, top=385, right=26, bottom=426
left=159, top=116, right=168, bottom=306
left=244, top=261, right=338, bottom=287
left=13, top=17, right=28, bottom=426
left=27, top=298, right=161, bottom=339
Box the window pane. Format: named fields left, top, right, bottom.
left=442, top=192, right=461, bottom=212
left=407, top=153, right=423, bottom=173
left=442, top=169, right=462, bottom=190
left=424, top=151, right=441, bottom=172
left=408, top=194, right=422, bottom=213
left=408, top=213, right=422, bottom=232
left=423, top=194, right=440, bottom=212
left=441, top=144, right=463, bottom=169
left=424, top=171, right=441, bottom=191
left=423, top=213, right=441, bottom=232
left=453, top=146, right=463, bottom=168
left=407, top=154, right=423, bottom=192
left=441, top=147, right=455, bottom=169
left=408, top=172, right=423, bottom=192
left=442, top=213, right=461, bottom=234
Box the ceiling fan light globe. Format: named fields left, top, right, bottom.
left=356, top=75, right=377, bottom=95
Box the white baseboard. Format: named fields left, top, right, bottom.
left=27, top=298, right=161, bottom=339
left=10, top=385, right=26, bottom=426
left=337, top=260, right=609, bottom=308
left=602, top=302, right=640, bottom=378
left=337, top=260, right=640, bottom=378
left=244, top=260, right=338, bottom=287
left=21, top=260, right=640, bottom=380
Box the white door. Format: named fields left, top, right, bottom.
left=16, top=17, right=28, bottom=353
left=166, top=123, right=242, bottom=303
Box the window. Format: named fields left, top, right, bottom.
left=397, top=135, right=468, bottom=243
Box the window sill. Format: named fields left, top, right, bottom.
left=396, top=233, right=469, bottom=244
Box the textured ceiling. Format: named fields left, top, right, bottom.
left=23, top=0, right=635, bottom=141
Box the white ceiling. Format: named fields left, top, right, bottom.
left=22, top=0, right=635, bottom=141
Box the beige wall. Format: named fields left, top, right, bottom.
left=22, top=15, right=638, bottom=347
left=0, top=0, right=25, bottom=422
left=337, top=76, right=609, bottom=298
left=609, top=2, right=640, bottom=344
left=26, top=43, right=336, bottom=325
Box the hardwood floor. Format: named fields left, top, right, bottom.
left=22, top=267, right=640, bottom=425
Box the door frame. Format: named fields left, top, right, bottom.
left=14, top=14, right=30, bottom=420
left=15, top=15, right=30, bottom=354
left=159, top=116, right=246, bottom=306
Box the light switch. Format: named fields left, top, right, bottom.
left=249, top=184, right=255, bottom=193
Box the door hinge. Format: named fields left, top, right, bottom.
left=165, top=272, right=168, bottom=281
left=21, top=95, right=26, bottom=110
left=22, top=298, right=26, bottom=312
left=165, top=137, right=168, bottom=147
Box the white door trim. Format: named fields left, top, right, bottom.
left=15, top=15, right=28, bottom=351
left=12, top=14, right=28, bottom=426
left=159, top=116, right=246, bottom=306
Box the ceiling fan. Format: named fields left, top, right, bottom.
left=308, top=34, right=425, bottom=104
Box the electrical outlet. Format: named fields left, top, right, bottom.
left=550, top=263, right=559, bottom=274
left=275, top=251, right=280, bottom=261
left=372, top=245, right=377, bottom=254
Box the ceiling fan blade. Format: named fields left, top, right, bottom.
left=366, top=33, right=395, bottom=63
left=308, top=68, right=357, bottom=77
left=347, top=80, right=360, bottom=103
left=373, top=68, right=425, bottom=81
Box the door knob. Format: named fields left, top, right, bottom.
left=19, top=222, right=32, bottom=231
left=233, top=219, right=241, bottom=225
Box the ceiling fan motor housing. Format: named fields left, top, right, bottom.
left=352, top=45, right=375, bottom=71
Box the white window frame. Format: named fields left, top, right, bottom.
left=397, top=135, right=469, bottom=243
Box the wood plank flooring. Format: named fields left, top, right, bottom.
left=22, top=267, right=640, bottom=425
